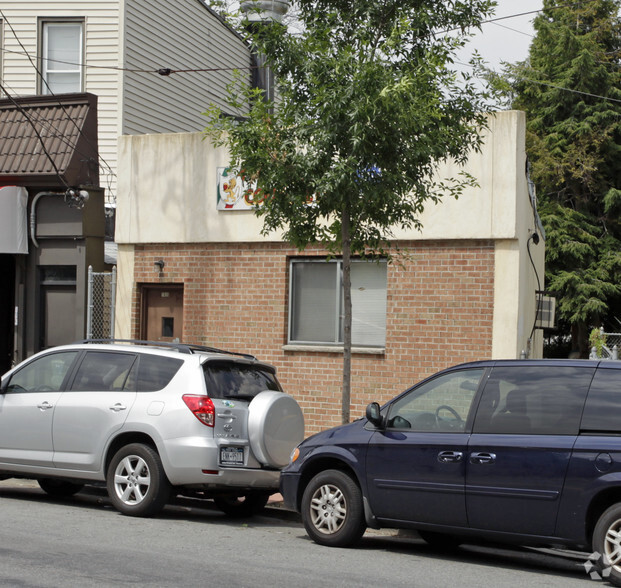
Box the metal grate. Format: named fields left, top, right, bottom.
left=86, top=266, right=116, bottom=340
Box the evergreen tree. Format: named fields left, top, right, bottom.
left=509, top=0, right=621, bottom=356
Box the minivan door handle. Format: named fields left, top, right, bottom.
left=109, top=403, right=127, bottom=412
left=37, top=401, right=53, bottom=411
left=470, top=452, right=496, bottom=464
left=437, top=451, right=463, bottom=463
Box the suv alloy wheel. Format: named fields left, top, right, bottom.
left=106, top=443, right=171, bottom=517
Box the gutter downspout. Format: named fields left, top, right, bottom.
left=30, top=191, right=63, bottom=248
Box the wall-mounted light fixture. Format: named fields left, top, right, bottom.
left=154, top=259, right=165, bottom=273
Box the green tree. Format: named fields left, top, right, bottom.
left=506, top=0, right=621, bottom=356
left=205, top=0, right=496, bottom=423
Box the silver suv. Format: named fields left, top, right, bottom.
left=0, top=340, right=304, bottom=517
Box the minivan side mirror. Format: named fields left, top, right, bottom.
left=366, top=402, right=384, bottom=429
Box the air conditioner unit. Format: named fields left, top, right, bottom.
left=536, top=293, right=556, bottom=330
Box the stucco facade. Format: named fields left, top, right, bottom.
left=115, top=110, right=545, bottom=434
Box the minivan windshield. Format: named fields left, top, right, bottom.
left=203, top=361, right=281, bottom=399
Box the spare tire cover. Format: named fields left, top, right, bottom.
left=248, top=391, right=305, bottom=468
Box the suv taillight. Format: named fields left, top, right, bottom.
left=183, top=395, right=215, bottom=427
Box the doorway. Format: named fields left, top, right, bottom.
left=140, top=285, right=184, bottom=342
left=0, top=255, right=15, bottom=373
left=38, top=265, right=78, bottom=351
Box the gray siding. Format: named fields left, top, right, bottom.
left=121, top=0, right=251, bottom=135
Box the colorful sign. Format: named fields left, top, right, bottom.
left=217, top=167, right=266, bottom=210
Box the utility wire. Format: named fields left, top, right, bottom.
left=0, top=7, right=556, bottom=77
left=0, top=9, right=116, bottom=193
left=0, top=46, right=259, bottom=76
left=0, top=80, right=69, bottom=188
left=489, top=21, right=535, bottom=39
left=0, top=78, right=115, bottom=195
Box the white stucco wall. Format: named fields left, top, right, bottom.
left=116, top=111, right=530, bottom=244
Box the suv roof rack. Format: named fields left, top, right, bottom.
left=74, top=339, right=257, bottom=361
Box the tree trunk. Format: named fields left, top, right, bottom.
left=341, top=207, right=352, bottom=424
left=571, top=321, right=590, bottom=358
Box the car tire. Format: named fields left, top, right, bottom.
left=247, top=391, right=305, bottom=468
left=214, top=492, right=271, bottom=517
left=593, top=503, right=621, bottom=587
left=38, top=478, right=84, bottom=498
left=301, top=469, right=366, bottom=547
left=106, top=443, right=171, bottom=517
left=418, top=530, right=462, bottom=550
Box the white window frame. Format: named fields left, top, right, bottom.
left=40, top=20, right=84, bottom=95
left=288, top=258, right=387, bottom=348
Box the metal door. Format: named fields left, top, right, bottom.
left=466, top=365, right=593, bottom=536
left=0, top=350, right=78, bottom=467
left=365, top=368, right=484, bottom=527
left=52, top=351, right=138, bottom=471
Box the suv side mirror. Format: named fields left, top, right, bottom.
left=366, top=402, right=384, bottom=429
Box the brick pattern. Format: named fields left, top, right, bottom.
left=131, top=240, right=495, bottom=436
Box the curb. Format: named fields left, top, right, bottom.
left=264, top=502, right=301, bottom=522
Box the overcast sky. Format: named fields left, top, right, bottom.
left=463, top=0, right=543, bottom=71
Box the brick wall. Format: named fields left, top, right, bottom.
left=131, top=240, right=495, bottom=436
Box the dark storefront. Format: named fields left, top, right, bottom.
left=0, top=93, right=105, bottom=373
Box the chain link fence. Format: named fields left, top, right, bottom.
left=86, top=266, right=116, bottom=340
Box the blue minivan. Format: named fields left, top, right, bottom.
left=280, top=359, right=621, bottom=585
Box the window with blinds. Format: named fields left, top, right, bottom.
left=289, top=259, right=387, bottom=347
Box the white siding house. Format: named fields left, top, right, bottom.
left=0, top=0, right=251, bottom=204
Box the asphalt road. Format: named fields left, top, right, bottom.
left=0, top=479, right=595, bottom=588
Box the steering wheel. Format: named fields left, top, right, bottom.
left=435, top=404, right=462, bottom=423
left=35, top=386, right=55, bottom=392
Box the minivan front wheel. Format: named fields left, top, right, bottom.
left=106, top=443, right=171, bottom=517
left=593, top=503, right=621, bottom=586
left=301, top=469, right=366, bottom=547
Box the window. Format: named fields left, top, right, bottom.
left=41, top=21, right=83, bottom=94
left=473, top=366, right=593, bottom=435
left=581, top=367, right=621, bottom=432
left=386, top=369, right=484, bottom=432
left=289, top=259, right=387, bottom=347
left=203, top=361, right=281, bottom=400
left=7, top=351, right=78, bottom=392
left=135, top=355, right=183, bottom=392
left=70, top=352, right=137, bottom=392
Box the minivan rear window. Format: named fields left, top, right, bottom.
left=474, top=366, right=593, bottom=435
left=203, top=361, right=281, bottom=399
left=581, top=368, right=621, bottom=432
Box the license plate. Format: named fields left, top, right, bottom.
left=220, top=446, right=244, bottom=466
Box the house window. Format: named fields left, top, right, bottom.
left=41, top=21, right=84, bottom=94
left=289, top=259, right=387, bottom=347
